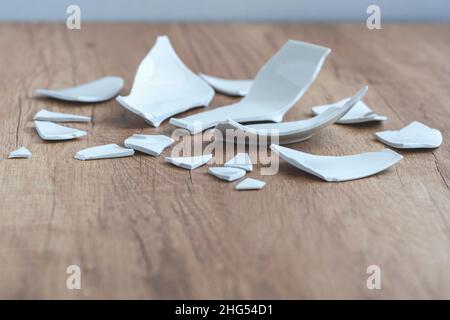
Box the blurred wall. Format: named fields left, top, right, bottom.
left=0, top=0, right=449, bottom=21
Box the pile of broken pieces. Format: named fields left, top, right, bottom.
left=7, top=35, right=443, bottom=190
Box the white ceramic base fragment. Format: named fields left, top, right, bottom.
left=375, top=121, right=442, bottom=149
left=224, top=153, right=253, bottom=171
left=35, top=76, right=124, bottom=102
left=208, top=167, right=246, bottom=182
left=34, top=109, right=91, bottom=122
left=165, top=154, right=212, bottom=170
left=124, top=134, right=174, bottom=156
left=198, top=73, right=253, bottom=96
left=74, top=144, right=134, bottom=160
left=8, top=146, right=32, bottom=159
left=311, top=98, right=386, bottom=124
left=235, top=178, right=266, bottom=190
left=34, top=121, right=87, bottom=140
left=270, top=144, right=403, bottom=182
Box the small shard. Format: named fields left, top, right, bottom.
left=8, top=146, right=32, bottom=159
left=34, top=120, right=87, bottom=140
left=224, top=153, right=253, bottom=171
left=165, top=154, right=212, bottom=170
left=235, top=178, right=266, bottom=190
left=34, top=109, right=91, bottom=122
left=124, top=134, right=174, bottom=156
left=208, top=167, right=246, bottom=182
left=198, top=73, right=253, bottom=96
left=74, top=144, right=134, bottom=161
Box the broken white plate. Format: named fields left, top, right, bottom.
left=224, top=153, right=253, bottom=171
left=235, top=178, right=266, bottom=190
left=198, top=73, right=253, bottom=96
left=35, top=76, right=124, bottom=103
left=170, top=40, right=331, bottom=134
left=165, top=154, right=212, bottom=170
left=116, top=36, right=214, bottom=127
left=34, top=120, right=87, bottom=140
left=215, top=86, right=368, bottom=145
left=270, top=144, right=402, bottom=182
left=375, top=121, right=442, bottom=149
left=8, top=146, right=32, bottom=159
left=123, top=134, right=174, bottom=156
left=74, top=144, right=134, bottom=160
left=311, top=98, right=386, bottom=124
left=208, top=167, right=246, bottom=182
left=34, top=109, right=91, bottom=122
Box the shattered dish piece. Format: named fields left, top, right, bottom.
left=35, top=76, right=124, bottom=103
left=208, top=167, right=246, bottom=182
left=198, top=73, right=253, bottom=96
left=375, top=121, right=442, bottom=149
left=235, top=178, right=266, bottom=190
left=165, top=154, right=213, bottom=170
left=8, top=146, right=32, bottom=159
left=224, top=153, right=253, bottom=171
left=215, top=86, right=367, bottom=145
left=270, top=144, right=402, bottom=182
left=74, top=144, right=134, bottom=160
left=123, top=134, right=174, bottom=156
left=34, top=109, right=91, bottom=122
left=311, top=98, right=386, bottom=124
left=116, top=36, right=214, bottom=127
left=171, top=40, right=331, bottom=134
left=34, top=120, right=86, bottom=140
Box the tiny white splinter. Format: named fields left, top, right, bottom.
left=208, top=167, right=246, bottom=182
left=8, top=147, right=32, bottom=159
left=235, top=178, right=266, bottom=190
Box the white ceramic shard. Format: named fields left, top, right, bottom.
left=165, top=154, right=212, bottom=170
left=34, top=120, right=87, bottom=140
left=171, top=40, right=331, bottom=134
left=116, top=36, right=214, bottom=127
left=123, top=134, right=174, bottom=156
left=224, top=153, right=253, bottom=172
left=198, top=73, right=253, bottom=96
left=235, top=178, right=266, bottom=190
left=35, top=76, right=124, bottom=103
left=270, top=144, right=402, bottom=182
left=375, top=121, right=442, bottom=149
left=215, top=86, right=368, bottom=145
left=8, top=146, right=32, bottom=159
left=208, top=167, right=246, bottom=182
left=311, top=98, right=386, bottom=124
left=74, top=144, right=134, bottom=160
left=34, top=109, right=91, bottom=122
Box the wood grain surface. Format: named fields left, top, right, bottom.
left=0, top=23, right=449, bottom=299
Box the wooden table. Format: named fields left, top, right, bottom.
left=0, top=23, right=449, bottom=299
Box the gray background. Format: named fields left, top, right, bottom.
left=0, top=0, right=449, bottom=21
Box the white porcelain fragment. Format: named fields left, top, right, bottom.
left=8, top=146, right=32, bottom=159
left=116, top=36, right=214, bottom=127
left=235, top=178, right=266, bottom=190
left=123, top=134, right=174, bottom=156
left=270, top=144, right=402, bottom=182
left=375, top=121, right=442, bottom=149
left=311, top=98, right=386, bottom=124
left=171, top=40, right=331, bottom=134
left=215, top=86, right=367, bottom=145
left=208, top=167, right=246, bottom=182
left=34, top=120, right=86, bottom=140
left=224, top=153, right=253, bottom=172
left=74, top=144, right=134, bottom=161
left=165, top=154, right=213, bottom=170
left=34, top=109, right=91, bottom=122
left=198, top=73, right=253, bottom=96
left=35, top=76, right=124, bottom=103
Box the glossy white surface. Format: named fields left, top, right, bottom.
left=224, top=153, right=253, bottom=171
left=8, top=146, right=32, bottom=159
left=198, top=73, right=253, bottom=96
left=35, top=76, right=124, bottom=103
left=208, top=167, right=246, bottom=182
left=375, top=121, right=442, bottom=149
left=34, top=120, right=87, bottom=140
left=270, top=144, right=403, bottom=182
left=34, top=109, right=91, bottom=122
left=124, top=134, right=174, bottom=156
left=171, top=40, right=331, bottom=134
left=74, top=144, right=134, bottom=160
left=165, top=154, right=213, bottom=170
left=116, top=36, right=214, bottom=127
left=235, top=178, right=266, bottom=190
